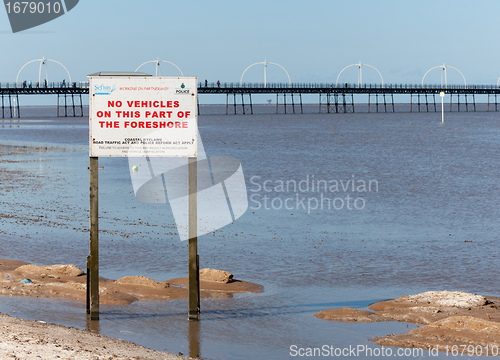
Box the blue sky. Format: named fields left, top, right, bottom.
left=1, top=0, right=498, bottom=87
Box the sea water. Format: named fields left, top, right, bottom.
left=0, top=105, right=498, bottom=359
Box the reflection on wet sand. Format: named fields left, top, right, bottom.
left=188, top=318, right=200, bottom=359
left=86, top=316, right=100, bottom=333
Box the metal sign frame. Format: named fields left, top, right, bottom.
left=87, top=74, right=199, bottom=320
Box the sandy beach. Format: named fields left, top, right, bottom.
left=0, top=313, right=192, bottom=359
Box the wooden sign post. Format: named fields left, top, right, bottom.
left=188, top=157, right=200, bottom=319
left=87, top=156, right=99, bottom=320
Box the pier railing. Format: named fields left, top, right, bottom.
left=2, top=81, right=499, bottom=90
left=0, top=81, right=90, bottom=89
left=198, top=82, right=500, bottom=90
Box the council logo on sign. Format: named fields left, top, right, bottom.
left=176, top=83, right=190, bottom=94
left=94, top=83, right=117, bottom=96
left=4, top=0, right=79, bottom=33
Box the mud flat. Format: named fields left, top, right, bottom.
left=0, top=259, right=263, bottom=305
left=315, top=291, right=500, bottom=354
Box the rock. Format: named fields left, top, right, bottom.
left=16, top=264, right=84, bottom=277
left=199, top=268, right=233, bottom=283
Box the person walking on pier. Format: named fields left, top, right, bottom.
left=23, top=80, right=26, bottom=88
left=205, top=79, right=208, bottom=87
left=217, top=80, right=220, bottom=87
left=28, top=80, right=32, bottom=88
left=44, top=79, right=47, bottom=88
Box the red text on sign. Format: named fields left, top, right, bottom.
left=99, top=121, right=120, bottom=128
left=123, top=121, right=188, bottom=129
left=96, top=111, right=111, bottom=118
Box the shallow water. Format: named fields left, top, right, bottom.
left=0, top=106, right=499, bottom=359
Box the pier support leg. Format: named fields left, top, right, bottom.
left=80, top=94, right=83, bottom=116
left=9, top=94, right=12, bottom=118
left=14, top=94, right=21, bottom=119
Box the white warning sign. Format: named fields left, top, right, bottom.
left=89, top=76, right=197, bottom=157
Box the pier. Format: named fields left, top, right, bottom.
left=0, top=81, right=87, bottom=118
left=2, top=81, right=500, bottom=118
left=198, top=82, right=500, bottom=115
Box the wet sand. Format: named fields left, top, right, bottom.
left=0, top=313, right=191, bottom=359
left=0, top=259, right=263, bottom=305
left=315, top=291, right=500, bottom=353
